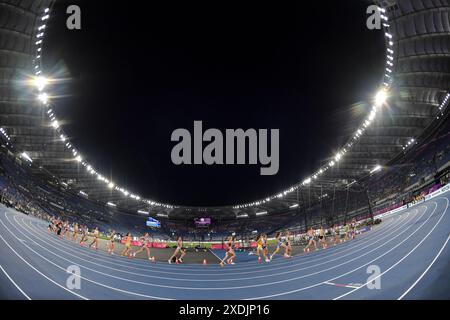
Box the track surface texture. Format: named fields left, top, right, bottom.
left=1, top=192, right=449, bottom=300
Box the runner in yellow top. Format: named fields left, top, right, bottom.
left=256, top=234, right=269, bottom=263
left=121, top=233, right=132, bottom=257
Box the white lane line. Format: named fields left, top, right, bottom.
left=23, top=207, right=414, bottom=280
left=208, top=249, right=223, bottom=262
left=323, top=281, right=360, bottom=289
left=247, top=200, right=436, bottom=299
left=18, top=208, right=421, bottom=289
left=1, top=214, right=171, bottom=300
left=24, top=209, right=406, bottom=274
left=398, top=234, right=450, bottom=300
left=0, top=232, right=88, bottom=300
left=334, top=198, right=449, bottom=300
left=0, top=265, right=32, bottom=300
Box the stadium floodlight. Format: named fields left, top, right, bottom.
left=289, top=204, right=299, bottom=209
left=51, top=121, right=60, bottom=129
left=31, top=76, right=49, bottom=91
left=370, top=165, right=382, bottom=174
left=256, top=211, right=268, bottom=216
left=347, top=180, right=356, bottom=187
left=108, top=182, right=115, bottom=189
left=79, top=191, right=88, bottom=197
left=237, top=214, right=249, bottom=218
left=106, top=202, right=116, bottom=207
left=374, top=89, right=387, bottom=106
left=335, top=153, right=342, bottom=162
left=21, top=152, right=33, bottom=163
left=138, top=210, right=149, bottom=215
left=75, top=155, right=82, bottom=162
left=157, top=213, right=168, bottom=218
left=37, top=92, right=48, bottom=104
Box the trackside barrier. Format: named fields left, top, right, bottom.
left=423, top=183, right=450, bottom=201
left=119, top=240, right=168, bottom=248
left=375, top=205, right=408, bottom=219
left=211, top=243, right=257, bottom=250
left=376, top=183, right=450, bottom=219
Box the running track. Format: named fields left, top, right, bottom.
left=0, top=192, right=449, bottom=300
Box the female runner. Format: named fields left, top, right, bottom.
left=220, top=235, right=236, bottom=267
left=283, top=231, right=292, bottom=257
left=72, top=222, right=79, bottom=242
left=107, top=230, right=116, bottom=255
left=121, top=233, right=133, bottom=257
left=255, top=234, right=263, bottom=263
left=304, top=227, right=317, bottom=252
left=351, top=218, right=357, bottom=239
left=332, top=224, right=340, bottom=246
left=133, top=232, right=153, bottom=260
left=318, top=226, right=327, bottom=249
left=168, top=236, right=186, bottom=264
left=343, top=223, right=349, bottom=242
left=79, top=225, right=88, bottom=246
left=270, top=232, right=284, bottom=260
left=89, top=227, right=99, bottom=249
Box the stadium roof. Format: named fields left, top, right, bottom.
left=0, top=0, right=449, bottom=219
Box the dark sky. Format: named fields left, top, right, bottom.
left=43, top=1, right=384, bottom=206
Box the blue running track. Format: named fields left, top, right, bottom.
left=0, top=192, right=449, bottom=300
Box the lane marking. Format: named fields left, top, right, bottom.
left=1, top=214, right=171, bottom=300
left=22, top=208, right=415, bottom=280
left=208, top=249, right=223, bottom=262
left=334, top=198, right=449, bottom=300
left=22, top=208, right=408, bottom=274
left=17, top=208, right=422, bottom=290
left=0, top=232, right=88, bottom=300
left=323, top=281, right=359, bottom=289
left=398, top=234, right=450, bottom=300
left=0, top=265, right=31, bottom=300
left=248, top=200, right=437, bottom=299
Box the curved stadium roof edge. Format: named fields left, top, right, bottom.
left=0, top=0, right=449, bottom=218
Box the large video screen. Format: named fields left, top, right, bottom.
left=194, top=217, right=211, bottom=227
left=146, top=217, right=161, bottom=228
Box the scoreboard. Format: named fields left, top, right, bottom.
left=194, top=217, right=211, bottom=227
left=146, top=217, right=161, bottom=228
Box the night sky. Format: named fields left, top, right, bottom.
left=43, top=1, right=384, bottom=206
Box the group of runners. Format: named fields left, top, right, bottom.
left=303, top=219, right=358, bottom=252
left=218, top=231, right=292, bottom=266
left=48, top=217, right=156, bottom=260
left=47, top=216, right=359, bottom=266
